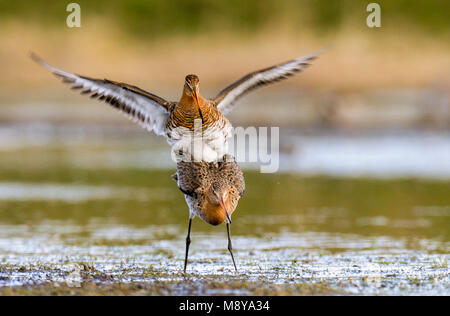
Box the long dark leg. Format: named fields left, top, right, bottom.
left=226, top=223, right=238, bottom=272
left=184, top=218, right=192, bottom=273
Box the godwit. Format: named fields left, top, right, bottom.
left=172, top=154, right=245, bottom=272
left=31, top=50, right=323, bottom=162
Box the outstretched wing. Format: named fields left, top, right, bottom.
left=212, top=49, right=325, bottom=115
left=31, top=53, right=172, bottom=136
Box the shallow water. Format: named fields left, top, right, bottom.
left=0, top=124, right=449, bottom=295
left=0, top=174, right=448, bottom=295
left=0, top=221, right=448, bottom=295
left=1, top=124, right=449, bottom=178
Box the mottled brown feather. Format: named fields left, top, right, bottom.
left=174, top=154, right=245, bottom=225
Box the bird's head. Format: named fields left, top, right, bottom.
left=207, top=182, right=232, bottom=224
left=185, top=74, right=199, bottom=92
left=185, top=74, right=204, bottom=123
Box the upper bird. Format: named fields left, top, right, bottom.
left=31, top=50, right=323, bottom=162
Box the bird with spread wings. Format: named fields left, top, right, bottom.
left=31, top=49, right=323, bottom=162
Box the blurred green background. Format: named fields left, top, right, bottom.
left=0, top=0, right=449, bottom=127
left=1, top=0, right=449, bottom=37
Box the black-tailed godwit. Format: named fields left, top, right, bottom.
left=172, top=154, right=245, bottom=272
left=31, top=50, right=322, bottom=162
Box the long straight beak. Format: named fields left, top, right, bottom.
left=219, top=198, right=232, bottom=224
left=191, top=90, right=204, bottom=124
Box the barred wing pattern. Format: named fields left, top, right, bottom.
left=31, top=53, right=172, bottom=136
left=213, top=49, right=324, bottom=115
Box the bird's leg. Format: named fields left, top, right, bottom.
left=226, top=223, right=238, bottom=272
left=184, top=218, right=192, bottom=273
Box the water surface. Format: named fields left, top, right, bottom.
left=0, top=124, right=449, bottom=295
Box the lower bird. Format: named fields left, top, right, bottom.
left=172, top=154, right=245, bottom=272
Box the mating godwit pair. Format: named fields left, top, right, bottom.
left=32, top=50, right=322, bottom=272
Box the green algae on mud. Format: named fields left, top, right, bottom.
left=0, top=279, right=342, bottom=296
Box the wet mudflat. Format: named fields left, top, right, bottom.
left=0, top=127, right=448, bottom=295
left=0, top=169, right=448, bottom=295
left=0, top=226, right=448, bottom=295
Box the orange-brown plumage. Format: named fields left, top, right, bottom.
left=170, top=81, right=220, bottom=130
left=200, top=186, right=235, bottom=226
left=201, top=202, right=227, bottom=226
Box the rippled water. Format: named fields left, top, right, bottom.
left=0, top=217, right=449, bottom=295
left=0, top=178, right=448, bottom=295
left=0, top=124, right=449, bottom=295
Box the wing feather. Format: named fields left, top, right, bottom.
left=213, top=49, right=326, bottom=114
left=31, top=53, right=172, bottom=136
